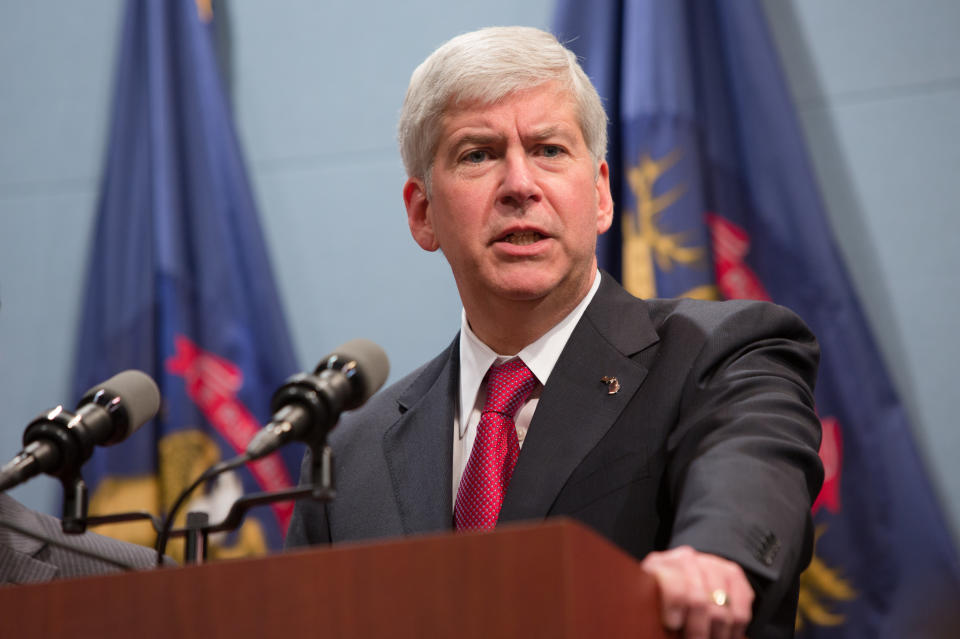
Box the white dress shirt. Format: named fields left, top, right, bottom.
left=452, top=271, right=602, bottom=507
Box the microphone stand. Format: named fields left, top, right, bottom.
left=56, top=461, right=162, bottom=536
left=173, top=481, right=336, bottom=564
left=58, top=472, right=88, bottom=534
left=161, top=443, right=335, bottom=565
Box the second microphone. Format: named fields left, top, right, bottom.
left=245, top=339, right=389, bottom=461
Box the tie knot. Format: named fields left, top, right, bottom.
left=482, top=359, right=537, bottom=418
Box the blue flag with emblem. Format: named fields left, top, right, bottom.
left=554, top=0, right=960, bottom=636
left=72, top=0, right=301, bottom=559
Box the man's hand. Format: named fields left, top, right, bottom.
left=641, top=546, right=754, bottom=639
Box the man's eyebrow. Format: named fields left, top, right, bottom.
left=527, top=124, right=580, bottom=141
left=447, top=132, right=502, bottom=149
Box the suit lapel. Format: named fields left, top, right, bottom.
left=382, top=341, right=458, bottom=535
left=499, top=275, right=660, bottom=523
left=0, top=494, right=59, bottom=583
left=0, top=545, right=58, bottom=584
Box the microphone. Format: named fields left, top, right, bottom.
left=245, top=339, right=389, bottom=460
left=0, top=370, right=161, bottom=492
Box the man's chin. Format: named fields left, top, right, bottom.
left=456, top=261, right=593, bottom=308
left=488, top=273, right=573, bottom=305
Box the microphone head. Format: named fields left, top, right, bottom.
left=79, top=370, right=161, bottom=443
left=315, top=339, right=390, bottom=407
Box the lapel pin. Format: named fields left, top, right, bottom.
left=600, top=376, right=620, bottom=395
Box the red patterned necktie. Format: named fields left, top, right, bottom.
left=455, top=359, right=538, bottom=531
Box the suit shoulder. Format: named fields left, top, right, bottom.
left=360, top=337, right=456, bottom=414
left=592, top=273, right=813, bottom=344
left=643, top=297, right=814, bottom=341
left=329, top=336, right=458, bottom=445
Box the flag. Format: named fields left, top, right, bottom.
left=554, top=0, right=960, bottom=636
left=72, top=0, right=301, bottom=559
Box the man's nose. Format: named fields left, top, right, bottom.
left=497, top=151, right=542, bottom=209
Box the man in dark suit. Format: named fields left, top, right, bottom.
left=287, top=26, right=822, bottom=639
left=0, top=493, right=158, bottom=584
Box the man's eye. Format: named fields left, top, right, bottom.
left=463, top=150, right=488, bottom=164
left=541, top=145, right=564, bottom=158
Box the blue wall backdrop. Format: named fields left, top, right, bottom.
left=0, top=0, right=957, bottom=555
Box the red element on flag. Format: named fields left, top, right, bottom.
left=166, top=335, right=294, bottom=530
left=812, top=416, right=843, bottom=515
left=706, top=213, right=772, bottom=301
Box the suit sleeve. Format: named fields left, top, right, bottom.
left=664, top=301, right=823, bottom=633
left=0, top=493, right=164, bottom=584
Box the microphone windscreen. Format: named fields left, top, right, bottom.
left=325, top=339, right=390, bottom=402
left=85, top=370, right=162, bottom=429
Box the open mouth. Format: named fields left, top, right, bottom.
left=501, top=231, right=544, bottom=246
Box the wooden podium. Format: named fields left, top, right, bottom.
left=0, top=519, right=670, bottom=638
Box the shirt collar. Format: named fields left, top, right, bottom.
left=458, top=270, right=601, bottom=437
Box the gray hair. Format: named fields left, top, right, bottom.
left=397, top=26, right=608, bottom=188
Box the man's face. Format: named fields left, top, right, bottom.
left=404, top=82, right=613, bottom=315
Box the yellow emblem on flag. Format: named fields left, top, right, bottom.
left=622, top=149, right=710, bottom=299
left=796, top=526, right=857, bottom=630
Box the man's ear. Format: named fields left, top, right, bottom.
left=404, top=178, right=440, bottom=252
left=595, top=161, right=614, bottom=235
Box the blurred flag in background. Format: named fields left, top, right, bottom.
left=553, top=0, right=960, bottom=636
left=73, top=0, right=301, bottom=560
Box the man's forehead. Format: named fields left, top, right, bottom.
left=443, top=81, right=572, bottom=113
left=438, top=84, right=581, bottom=137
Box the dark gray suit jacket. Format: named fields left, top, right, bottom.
left=0, top=493, right=158, bottom=585
left=287, top=273, right=823, bottom=637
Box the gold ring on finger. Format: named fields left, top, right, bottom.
left=711, top=588, right=730, bottom=607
